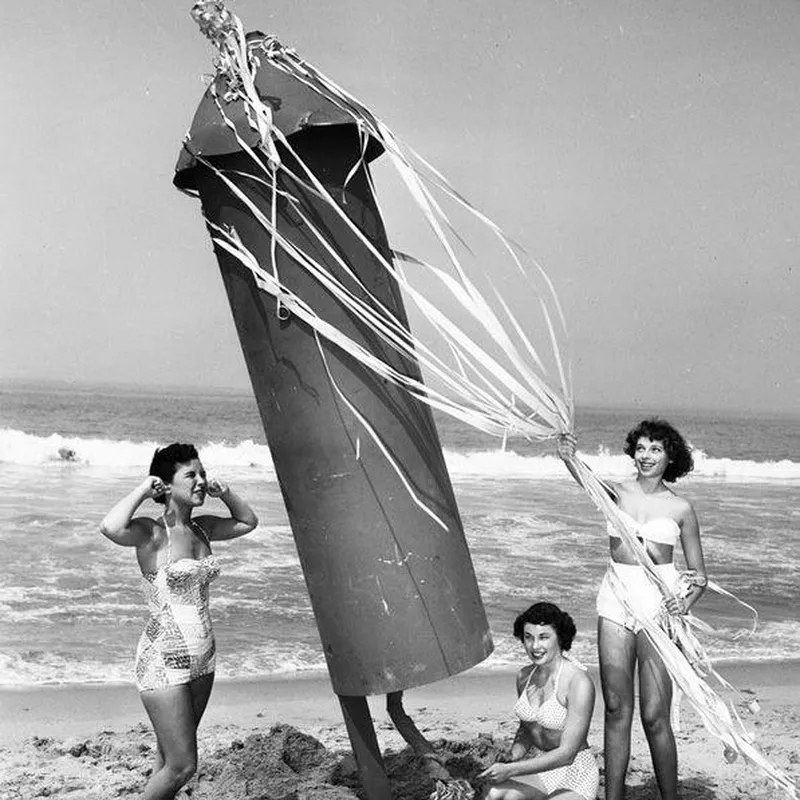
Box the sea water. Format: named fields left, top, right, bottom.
left=1, top=382, right=798, bottom=686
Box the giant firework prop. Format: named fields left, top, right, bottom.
left=175, top=29, right=494, bottom=696
left=177, top=3, right=796, bottom=798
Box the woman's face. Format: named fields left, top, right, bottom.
left=633, top=436, right=669, bottom=479
left=168, top=458, right=207, bottom=507
left=521, top=622, right=561, bottom=666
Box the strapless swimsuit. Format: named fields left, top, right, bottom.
left=134, top=520, right=221, bottom=692
left=511, top=660, right=600, bottom=800
left=597, top=511, right=681, bottom=633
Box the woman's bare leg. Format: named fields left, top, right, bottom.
left=190, top=672, right=215, bottom=725
left=484, top=779, right=546, bottom=800
left=140, top=683, right=202, bottom=800
left=386, top=691, right=450, bottom=780
left=598, top=617, right=637, bottom=800
left=141, top=674, right=214, bottom=798
left=637, top=634, right=678, bottom=800
left=152, top=738, right=165, bottom=777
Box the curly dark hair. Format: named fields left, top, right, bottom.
left=513, top=601, right=577, bottom=651
left=623, top=418, right=693, bottom=483
left=149, top=443, right=200, bottom=505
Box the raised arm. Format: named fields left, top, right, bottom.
left=557, top=433, right=618, bottom=501
left=198, top=480, right=258, bottom=541
left=100, top=477, right=163, bottom=547
left=557, top=433, right=587, bottom=488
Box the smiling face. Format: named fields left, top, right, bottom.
left=633, top=436, right=670, bottom=480
left=521, top=622, right=561, bottom=667
left=168, top=458, right=208, bottom=507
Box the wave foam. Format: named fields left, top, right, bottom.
left=444, top=448, right=800, bottom=482
left=1, top=429, right=797, bottom=481
left=5, top=619, right=799, bottom=686
left=0, top=428, right=278, bottom=474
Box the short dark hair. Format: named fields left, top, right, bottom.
left=623, top=419, right=693, bottom=482
left=149, top=443, right=199, bottom=504
left=513, top=602, right=577, bottom=651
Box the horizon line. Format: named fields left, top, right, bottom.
left=1, top=376, right=797, bottom=419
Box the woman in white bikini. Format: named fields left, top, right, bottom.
left=558, top=419, right=707, bottom=800
left=480, top=602, right=600, bottom=800
left=100, top=443, right=258, bottom=800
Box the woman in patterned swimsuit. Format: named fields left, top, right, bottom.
left=480, top=602, right=600, bottom=799
left=558, top=419, right=707, bottom=800
left=101, top=443, right=258, bottom=800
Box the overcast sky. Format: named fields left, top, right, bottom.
left=1, top=0, right=797, bottom=413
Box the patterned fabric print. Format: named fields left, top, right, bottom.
left=514, top=660, right=568, bottom=731
left=514, top=748, right=600, bottom=800
left=135, top=555, right=221, bottom=691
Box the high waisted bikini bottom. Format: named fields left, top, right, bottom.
left=596, top=561, right=678, bottom=633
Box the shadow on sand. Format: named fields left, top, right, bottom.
left=623, top=775, right=720, bottom=800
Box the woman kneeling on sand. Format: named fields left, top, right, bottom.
left=100, top=443, right=258, bottom=800
left=479, top=602, right=599, bottom=800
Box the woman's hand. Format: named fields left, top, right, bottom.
left=206, top=478, right=229, bottom=498
left=665, top=569, right=708, bottom=616
left=197, top=485, right=258, bottom=540
left=478, top=761, right=515, bottom=783
left=141, top=476, right=169, bottom=502
left=557, top=432, right=577, bottom=460
left=663, top=595, right=687, bottom=616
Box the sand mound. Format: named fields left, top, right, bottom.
left=191, top=725, right=498, bottom=799
left=0, top=724, right=499, bottom=799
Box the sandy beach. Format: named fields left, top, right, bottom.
left=2, top=659, right=798, bottom=799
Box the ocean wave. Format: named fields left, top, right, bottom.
left=448, top=449, right=800, bottom=482
left=0, top=428, right=278, bottom=474
left=0, top=640, right=328, bottom=687
left=1, top=428, right=798, bottom=481
left=3, top=621, right=800, bottom=686
left=0, top=651, right=134, bottom=687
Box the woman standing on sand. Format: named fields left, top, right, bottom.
left=479, top=602, right=600, bottom=800
left=100, top=443, right=258, bottom=800
left=558, top=419, right=707, bottom=800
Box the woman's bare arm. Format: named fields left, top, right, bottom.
left=509, top=668, right=534, bottom=760
left=678, top=502, right=707, bottom=612
left=557, top=433, right=618, bottom=500
left=197, top=481, right=258, bottom=541
left=100, top=478, right=162, bottom=547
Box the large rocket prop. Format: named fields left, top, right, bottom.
left=175, top=30, right=491, bottom=700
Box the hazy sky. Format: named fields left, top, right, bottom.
left=2, top=0, right=798, bottom=413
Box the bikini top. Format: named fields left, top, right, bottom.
left=514, top=659, right=568, bottom=731
left=606, top=509, right=681, bottom=546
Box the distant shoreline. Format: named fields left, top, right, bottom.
left=2, top=377, right=798, bottom=419
left=3, top=653, right=800, bottom=694
left=0, top=376, right=253, bottom=399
